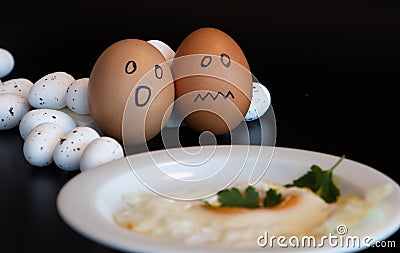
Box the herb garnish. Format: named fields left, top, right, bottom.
left=206, top=155, right=345, bottom=209
left=286, top=155, right=345, bottom=203
left=214, top=186, right=283, bottom=209
left=264, top=189, right=283, bottom=207
left=218, top=187, right=258, bottom=208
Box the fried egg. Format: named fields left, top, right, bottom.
left=113, top=182, right=393, bottom=248
left=114, top=183, right=330, bottom=247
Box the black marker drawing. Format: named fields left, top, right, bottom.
left=154, top=64, right=163, bottom=79
left=134, top=85, right=151, bottom=107
left=194, top=91, right=235, bottom=102
left=220, top=53, right=231, bottom=68
left=200, top=54, right=231, bottom=68
left=125, top=60, right=137, bottom=74
left=200, top=56, right=212, bottom=68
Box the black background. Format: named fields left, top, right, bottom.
left=1, top=0, right=399, bottom=252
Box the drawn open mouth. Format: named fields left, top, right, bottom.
left=193, top=91, right=234, bottom=102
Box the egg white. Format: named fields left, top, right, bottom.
left=114, top=182, right=393, bottom=248
left=114, top=182, right=334, bottom=247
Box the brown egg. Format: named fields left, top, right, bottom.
left=88, top=39, right=174, bottom=146
left=172, top=27, right=252, bottom=135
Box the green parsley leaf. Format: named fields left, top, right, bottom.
left=218, top=188, right=244, bottom=207
left=216, top=186, right=284, bottom=209
left=218, top=186, right=260, bottom=208
left=263, top=189, right=282, bottom=207
left=286, top=155, right=345, bottom=203
left=244, top=186, right=260, bottom=208
left=319, top=175, right=340, bottom=203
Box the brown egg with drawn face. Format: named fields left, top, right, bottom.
left=172, top=27, right=252, bottom=135
left=88, top=39, right=174, bottom=146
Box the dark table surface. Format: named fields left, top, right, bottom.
left=1, top=1, right=399, bottom=252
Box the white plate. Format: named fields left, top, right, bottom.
left=57, top=145, right=400, bottom=253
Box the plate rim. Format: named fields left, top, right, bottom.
left=57, top=145, right=400, bottom=253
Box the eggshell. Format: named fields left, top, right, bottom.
left=19, top=109, right=76, bottom=140
left=0, top=94, right=30, bottom=130
left=65, top=78, right=90, bottom=115
left=28, top=71, right=75, bottom=109
left=147, top=40, right=175, bottom=64
left=53, top=126, right=100, bottom=171
left=172, top=27, right=252, bottom=135
left=80, top=136, right=124, bottom=172
left=0, top=78, right=33, bottom=99
left=23, top=122, right=65, bottom=167
left=88, top=39, right=175, bottom=145
left=244, top=81, right=271, bottom=121
left=0, top=48, right=14, bottom=78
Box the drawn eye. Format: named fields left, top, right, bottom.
left=125, top=60, right=137, bottom=74
left=200, top=54, right=231, bottom=68
left=200, top=56, right=212, bottom=68
left=154, top=64, right=163, bottom=79
left=220, top=53, right=231, bottom=68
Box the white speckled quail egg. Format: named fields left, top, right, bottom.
left=28, top=71, right=75, bottom=109
left=23, top=122, right=65, bottom=167
left=80, top=136, right=124, bottom=172
left=19, top=109, right=77, bottom=140
left=0, top=78, right=33, bottom=99
left=53, top=126, right=100, bottom=171
left=244, top=81, right=271, bottom=121
left=0, top=93, right=30, bottom=130
left=65, top=78, right=90, bottom=115
left=0, top=48, right=14, bottom=78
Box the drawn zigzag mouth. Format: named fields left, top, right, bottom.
left=194, top=91, right=234, bottom=102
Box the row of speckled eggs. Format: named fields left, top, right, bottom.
left=1, top=73, right=89, bottom=121
left=0, top=71, right=124, bottom=172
